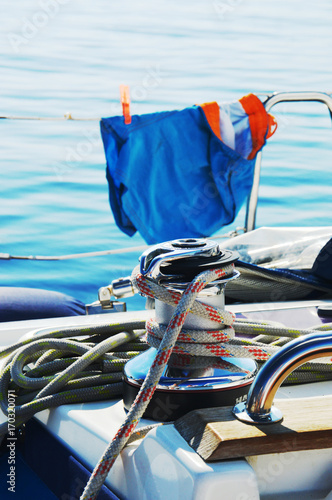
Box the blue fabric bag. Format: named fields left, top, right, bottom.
left=100, top=97, right=274, bottom=244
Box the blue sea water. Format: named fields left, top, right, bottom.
left=0, top=0, right=331, bottom=310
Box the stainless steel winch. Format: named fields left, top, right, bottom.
left=119, top=238, right=258, bottom=421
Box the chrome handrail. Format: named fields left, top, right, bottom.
left=245, top=91, right=332, bottom=232
left=232, top=331, right=332, bottom=424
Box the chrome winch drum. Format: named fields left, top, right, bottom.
left=123, top=238, right=257, bottom=421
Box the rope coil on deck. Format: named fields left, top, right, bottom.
left=0, top=321, right=147, bottom=438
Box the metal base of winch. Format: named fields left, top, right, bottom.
left=123, top=349, right=257, bottom=421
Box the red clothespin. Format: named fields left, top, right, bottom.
left=120, top=84, right=131, bottom=124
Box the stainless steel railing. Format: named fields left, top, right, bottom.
left=245, top=91, right=332, bottom=232
left=232, top=331, right=332, bottom=424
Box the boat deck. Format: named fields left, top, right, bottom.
left=0, top=302, right=331, bottom=499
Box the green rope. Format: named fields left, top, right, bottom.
left=0, top=320, right=147, bottom=437
left=1, top=312, right=331, bottom=446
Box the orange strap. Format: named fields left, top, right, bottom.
left=239, top=94, right=277, bottom=159
left=120, top=85, right=131, bottom=125
left=199, top=101, right=222, bottom=140
left=267, top=113, right=278, bottom=139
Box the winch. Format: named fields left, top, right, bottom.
left=117, top=238, right=257, bottom=421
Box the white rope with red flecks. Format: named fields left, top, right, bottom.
left=80, top=265, right=239, bottom=499
left=135, top=265, right=279, bottom=362
left=80, top=264, right=332, bottom=500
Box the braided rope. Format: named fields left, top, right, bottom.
left=146, top=318, right=280, bottom=360
left=137, top=270, right=332, bottom=365
left=0, top=321, right=147, bottom=438
left=134, top=269, right=236, bottom=326
left=80, top=265, right=332, bottom=500
left=80, top=267, right=233, bottom=499
left=0, top=320, right=146, bottom=360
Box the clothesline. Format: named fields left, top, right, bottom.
left=0, top=114, right=101, bottom=121
left=0, top=85, right=130, bottom=123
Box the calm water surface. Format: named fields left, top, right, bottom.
left=0, top=0, right=331, bottom=308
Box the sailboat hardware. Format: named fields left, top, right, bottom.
left=122, top=238, right=257, bottom=421
left=233, top=331, right=332, bottom=424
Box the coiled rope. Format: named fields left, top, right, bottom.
left=0, top=320, right=147, bottom=438
left=79, top=265, right=332, bottom=500
left=134, top=266, right=332, bottom=371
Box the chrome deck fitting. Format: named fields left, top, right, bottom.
left=233, top=331, right=332, bottom=424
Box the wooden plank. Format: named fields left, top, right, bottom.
left=174, top=395, right=332, bottom=461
